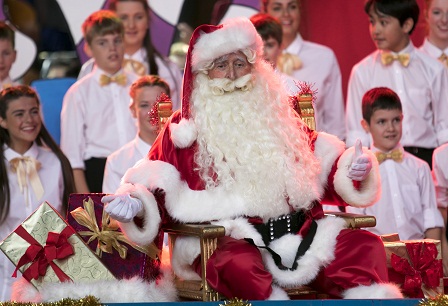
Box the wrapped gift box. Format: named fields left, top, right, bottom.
left=0, top=202, right=116, bottom=290
left=381, top=235, right=443, bottom=298
left=66, top=193, right=162, bottom=281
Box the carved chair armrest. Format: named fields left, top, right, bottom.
left=324, top=211, right=376, bottom=229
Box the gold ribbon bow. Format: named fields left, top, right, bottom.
left=10, top=157, right=44, bottom=206
left=381, top=52, right=410, bottom=67
left=277, top=53, right=302, bottom=76
left=70, top=197, right=161, bottom=260
left=375, top=149, right=403, bottom=164
left=438, top=53, right=448, bottom=68
left=99, top=73, right=127, bottom=86
left=123, top=59, right=146, bottom=76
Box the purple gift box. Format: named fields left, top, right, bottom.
left=66, top=193, right=163, bottom=281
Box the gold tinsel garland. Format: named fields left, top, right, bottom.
left=419, top=295, right=448, bottom=306
left=220, top=298, right=251, bottom=306
left=0, top=296, right=100, bottom=306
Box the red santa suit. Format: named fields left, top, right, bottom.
left=114, top=18, right=402, bottom=300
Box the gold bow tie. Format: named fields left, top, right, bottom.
left=375, top=149, right=403, bottom=164
left=123, top=59, right=146, bottom=76
left=10, top=157, right=44, bottom=206
left=99, top=74, right=127, bottom=86
left=277, top=53, right=302, bottom=76
left=381, top=52, right=410, bottom=67
left=438, top=53, right=448, bottom=68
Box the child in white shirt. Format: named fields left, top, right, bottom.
left=61, top=10, right=138, bottom=193
left=346, top=0, right=448, bottom=168
left=347, top=87, right=443, bottom=241
left=432, top=143, right=448, bottom=275
left=0, top=85, right=75, bottom=301
left=420, top=0, right=448, bottom=68
left=103, top=75, right=171, bottom=193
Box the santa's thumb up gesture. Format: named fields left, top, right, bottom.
left=101, top=194, right=143, bottom=223
left=347, top=139, right=372, bottom=181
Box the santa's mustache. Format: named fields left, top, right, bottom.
left=208, top=74, right=253, bottom=95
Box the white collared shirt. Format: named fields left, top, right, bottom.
left=285, top=34, right=345, bottom=141
left=0, top=143, right=64, bottom=301
left=60, top=67, right=138, bottom=169
left=347, top=145, right=443, bottom=240
left=78, top=48, right=183, bottom=111
left=420, top=38, right=448, bottom=62
left=102, top=135, right=151, bottom=194
left=346, top=42, right=448, bottom=148
left=432, top=143, right=448, bottom=209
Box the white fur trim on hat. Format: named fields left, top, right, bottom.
left=170, top=118, right=197, bottom=148
left=342, top=283, right=403, bottom=299
left=333, top=146, right=381, bottom=207
left=191, top=17, right=263, bottom=72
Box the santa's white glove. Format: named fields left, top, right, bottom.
left=347, top=139, right=372, bottom=181
left=101, top=193, right=143, bottom=223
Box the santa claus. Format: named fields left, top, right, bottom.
left=102, top=17, right=403, bottom=300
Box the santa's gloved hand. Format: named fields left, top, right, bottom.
left=347, top=139, right=372, bottom=181
left=101, top=193, right=143, bottom=223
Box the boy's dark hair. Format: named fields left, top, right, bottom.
left=362, top=87, right=402, bottom=123
left=0, top=21, right=15, bottom=48
left=365, top=0, right=420, bottom=34
left=250, top=13, right=283, bottom=45
left=82, top=10, right=124, bottom=45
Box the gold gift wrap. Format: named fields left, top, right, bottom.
left=382, top=237, right=443, bottom=297
left=0, top=202, right=115, bottom=290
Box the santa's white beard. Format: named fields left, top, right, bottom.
left=191, top=67, right=320, bottom=219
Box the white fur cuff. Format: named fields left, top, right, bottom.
left=333, top=146, right=380, bottom=207
left=115, top=183, right=162, bottom=246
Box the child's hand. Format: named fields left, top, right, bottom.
left=348, top=139, right=372, bottom=181
left=101, top=193, right=143, bottom=223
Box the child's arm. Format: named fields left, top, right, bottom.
left=424, top=227, right=442, bottom=240
left=73, top=169, right=90, bottom=193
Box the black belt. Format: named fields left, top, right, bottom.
left=403, top=146, right=434, bottom=154
left=246, top=209, right=318, bottom=271
left=254, top=210, right=308, bottom=246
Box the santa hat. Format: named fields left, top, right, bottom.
left=171, top=17, right=263, bottom=148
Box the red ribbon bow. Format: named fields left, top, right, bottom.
left=391, top=242, right=442, bottom=298
left=12, top=225, right=75, bottom=282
